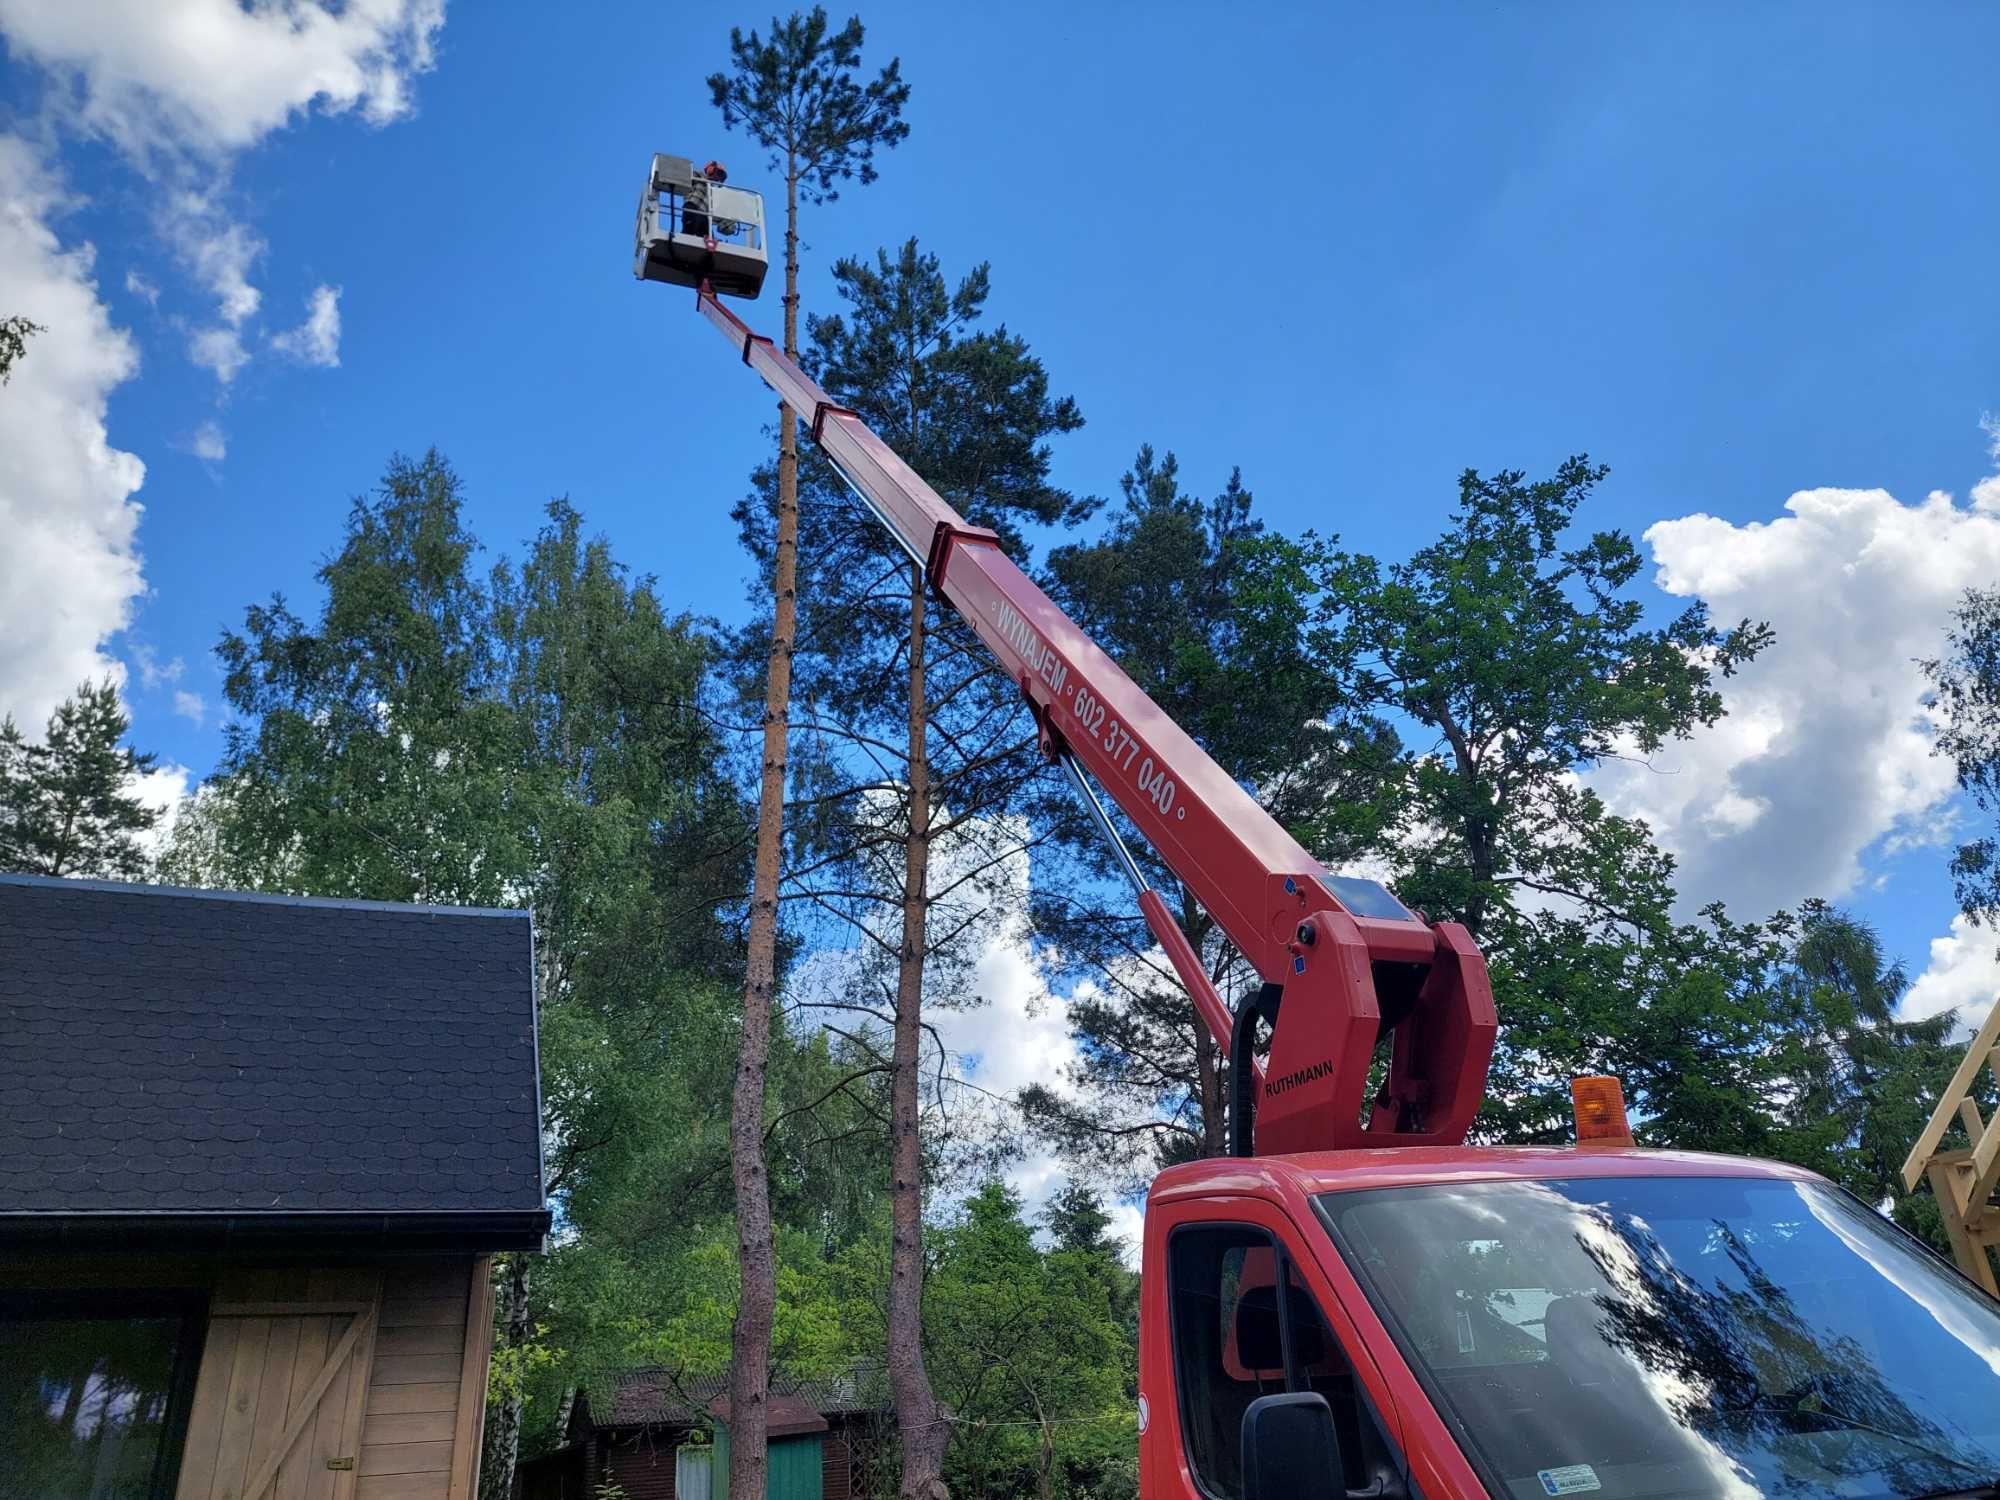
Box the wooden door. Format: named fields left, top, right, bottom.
left=174, top=1269, right=383, bottom=1500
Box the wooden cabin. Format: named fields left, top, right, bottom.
left=516, top=1368, right=890, bottom=1500
left=0, top=874, right=550, bottom=1500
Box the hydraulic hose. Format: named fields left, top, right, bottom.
left=1228, top=982, right=1284, bottom=1157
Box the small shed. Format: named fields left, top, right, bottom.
left=709, top=1395, right=828, bottom=1500
left=517, top=1368, right=888, bottom=1500
left=0, top=873, right=550, bottom=1500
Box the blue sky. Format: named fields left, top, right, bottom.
left=4, top=2, right=2000, bottom=1027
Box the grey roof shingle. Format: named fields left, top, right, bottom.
left=598, top=1363, right=890, bottom=1428
left=0, top=874, right=546, bottom=1229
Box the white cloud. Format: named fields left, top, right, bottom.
left=0, top=0, right=443, bottom=380
left=1591, top=474, right=2000, bottom=918
left=133, top=759, right=194, bottom=861
left=0, top=0, right=446, bottom=157
left=170, top=197, right=262, bottom=327
left=128, top=644, right=184, bottom=690
left=188, top=420, right=226, bottom=462
left=1977, top=416, right=2000, bottom=515
left=272, top=283, right=341, bottom=367
left=800, top=920, right=1145, bottom=1263
left=786, top=803, right=1142, bottom=1262
left=0, top=6, right=444, bottom=733
left=1904, top=915, right=2000, bottom=1030
left=0, top=135, right=147, bottom=730
left=188, top=325, right=248, bottom=384
left=171, top=689, right=207, bottom=728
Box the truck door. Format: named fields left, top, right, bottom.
left=1144, top=1198, right=1444, bottom=1500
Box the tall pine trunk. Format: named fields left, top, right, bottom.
left=726, top=152, right=803, bottom=1500
left=889, top=562, right=951, bottom=1500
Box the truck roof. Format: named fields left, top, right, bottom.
left=1147, top=1144, right=1822, bottom=1206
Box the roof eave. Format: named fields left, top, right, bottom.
left=0, top=1208, right=552, bottom=1255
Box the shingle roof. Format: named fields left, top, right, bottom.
left=0, top=874, right=547, bottom=1238
left=708, top=1395, right=829, bottom=1439
left=598, top=1364, right=889, bottom=1429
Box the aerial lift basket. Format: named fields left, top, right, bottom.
left=634, top=152, right=768, bottom=299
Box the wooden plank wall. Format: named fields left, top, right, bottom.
left=164, top=1256, right=494, bottom=1500
left=606, top=1433, right=681, bottom=1500
left=359, top=1257, right=492, bottom=1500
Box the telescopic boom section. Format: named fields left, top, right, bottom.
left=696, top=285, right=1495, bottom=1152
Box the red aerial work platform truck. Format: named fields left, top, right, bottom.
left=638, top=163, right=2000, bottom=1500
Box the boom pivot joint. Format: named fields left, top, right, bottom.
left=924, top=519, right=999, bottom=601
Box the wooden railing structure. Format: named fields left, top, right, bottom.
left=1902, top=995, right=2000, bottom=1295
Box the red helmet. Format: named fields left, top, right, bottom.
left=702, top=160, right=729, bottom=182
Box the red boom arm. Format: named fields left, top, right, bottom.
left=697, top=286, right=1495, bottom=1151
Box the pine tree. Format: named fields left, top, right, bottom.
left=708, top=17, right=909, bottom=1499
left=1765, top=903, right=1960, bottom=1219
left=737, top=239, right=1082, bottom=1500
left=1020, top=451, right=1398, bottom=1184
left=1041, top=1180, right=1113, bottom=1257
left=0, top=679, right=159, bottom=879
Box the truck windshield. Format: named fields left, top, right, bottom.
left=1316, top=1176, right=2000, bottom=1500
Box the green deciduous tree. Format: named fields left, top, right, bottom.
left=709, top=18, right=909, bottom=1495
left=1925, top=585, right=2000, bottom=928
left=924, top=1182, right=1132, bottom=1500
left=187, top=452, right=520, bottom=905
left=164, top=453, right=845, bottom=1496
left=0, top=679, right=159, bottom=878
left=1300, top=457, right=1774, bottom=1137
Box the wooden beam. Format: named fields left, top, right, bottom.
left=447, top=1256, right=495, bottom=1500
left=1970, top=1124, right=2000, bottom=1222
left=1929, top=1160, right=2000, bottom=1295
left=1904, top=994, right=2000, bottom=1190
left=329, top=1275, right=383, bottom=1500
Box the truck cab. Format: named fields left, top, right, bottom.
left=1141, top=1149, right=2000, bottom=1500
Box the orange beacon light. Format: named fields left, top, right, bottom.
left=1572, top=1074, right=1636, bottom=1148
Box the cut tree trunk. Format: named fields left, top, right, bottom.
left=889, top=562, right=952, bottom=1500
left=725, top=151, right=804, bottom=1500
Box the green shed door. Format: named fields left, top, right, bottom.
left=712, top=1423, right=824, bottom=1500
left=770, top=1433, right=825, bottom=1500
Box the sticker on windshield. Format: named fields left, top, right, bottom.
left=1537, top=1466, right=1601, bottom=1496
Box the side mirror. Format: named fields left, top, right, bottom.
left=1241, top=1392, right=1343, bottom=1500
